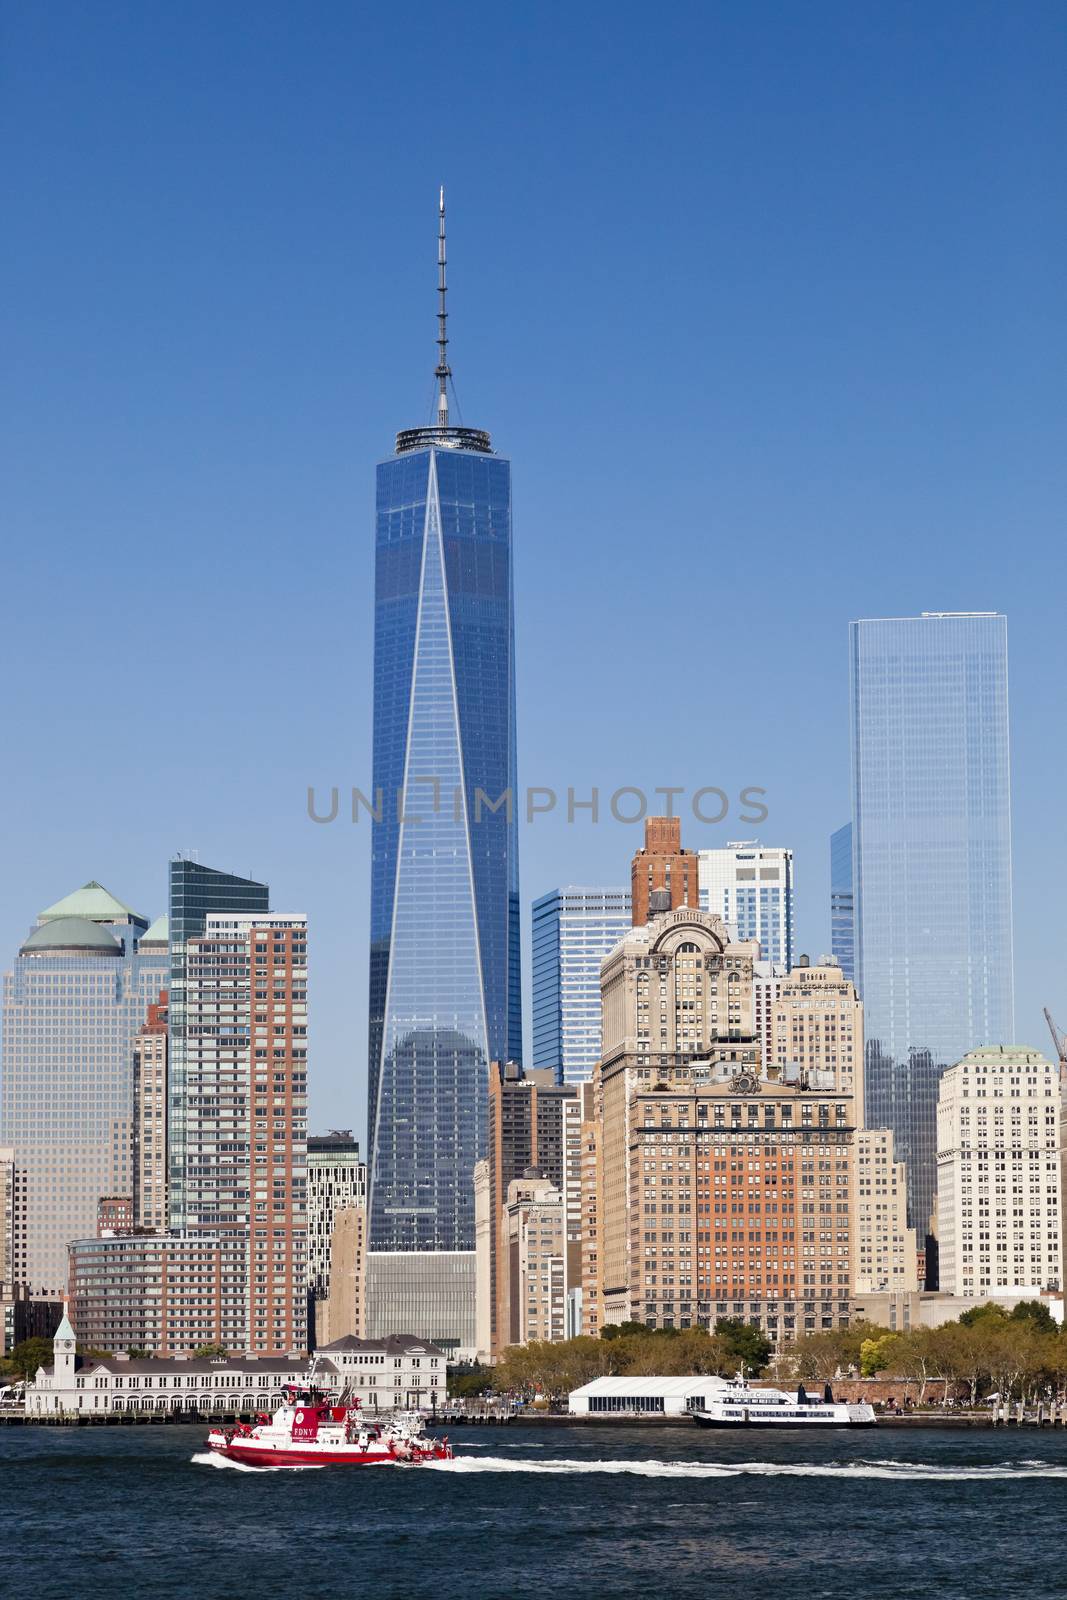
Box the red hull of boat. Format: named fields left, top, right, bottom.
left=209, top=1440, right=442, bottom=1467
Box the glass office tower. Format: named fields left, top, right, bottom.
left=366, top=198, right=521, bottom=1346
left=850, top=614, right=1014, bottom=1241
left=368, top=439, right=520, bottom=1264
left=1, top=882, right=167, bottom=1294
left=829, top=823, right=855, bottom=986
left=532, top=889, right=631, bottom=1085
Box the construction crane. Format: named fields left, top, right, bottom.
left=1043, top=1008, right=1067, bottom=1076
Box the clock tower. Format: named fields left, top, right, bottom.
left=52, top=1304, right=76, bottom=1385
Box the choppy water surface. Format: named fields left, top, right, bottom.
left=4, top=1423, right=1064, bottom=1598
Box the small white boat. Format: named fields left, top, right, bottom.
left=690, top=1371, right=876, bottom=1428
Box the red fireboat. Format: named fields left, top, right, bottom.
left=207, top=1382, right=453, bottom=1468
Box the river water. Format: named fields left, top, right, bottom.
left=4, top=1422, right=1064, bottom=1598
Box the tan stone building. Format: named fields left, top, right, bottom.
left=315, top=1204, right=367, bottom=1346
left=630, top=817, right=700, bottom=926
left=853, top=1128, right=918, bottom=1295
left=578, top=1082, right=602, bottom=1336
left=588, top=906, right=856, bottom=1341
left=499, top=1172, right=566, bottom=1346
left=132, top=991, right=168, bottom=1232
left=473, top=1160, right=492, bottom=1360
left=483, top=1062, right=579, bottom=1357
left=769, top=958, right=864, bottom=1122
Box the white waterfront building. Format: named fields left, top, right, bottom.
left=25, top=1312, right=446, bottom=1417
left=937, top=1045, right=1062, bottom=1299
left=569, top=1374, right=728, bottom=1417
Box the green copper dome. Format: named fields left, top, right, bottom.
left=38, top=880, right=143, bottom=925
left=21, top=916, right=123, bottom=956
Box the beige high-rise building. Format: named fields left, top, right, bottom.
left=578, top=1082, right=602, bottom=1336
left=132, top=990, right=168, bottom=1232
left=306, top=1131, right=366, bottom=1342
left=473, top=1160, right=492, bottom=1361
left=0, top=1145, right=25, bottom=1294
left=854, top=1128, right=918, bottom=1294
left=937, top=1045, right=1062, bottom=1298
left=589, top=905, right=856, bottom=1340
left=484, top=1062, right=579, bottom=1357
left=769, top=957, right=864, bottom=1119
left=315, top=1205, right=367, bottom=1346
left=500, top=1172, right=566, bottom=1346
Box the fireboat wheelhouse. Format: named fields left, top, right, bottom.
left=207, top=1379, right=453, bottom=1467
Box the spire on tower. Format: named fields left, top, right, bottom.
left=435, top=186, right=450, bottom=426
left=394, top=190, right=492, bottom=455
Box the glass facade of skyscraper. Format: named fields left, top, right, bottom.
left=850, top=614, right=1014, bottom=1236
left=829, top=823, right=855, bottom=986
left=531, top=889, right=631, bottom=1085
left=368, top=442, right=520, bottom=1260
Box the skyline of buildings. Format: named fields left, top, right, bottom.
left=62, top=863, right=310, bottom=1360
left=588, top=905, right=859, bottom=1340
left=0, top=201, right=1059, bottom=1370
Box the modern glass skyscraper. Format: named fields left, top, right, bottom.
left=850, top=613, right=1014, bottom=1238
left=829, top=823, right=855, bottom=985
left=366, top=195, right=521, bottom=1345
left=531, top=889, right=631, bottom=1084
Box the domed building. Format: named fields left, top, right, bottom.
left=1, top=882, right=168, bottom=1295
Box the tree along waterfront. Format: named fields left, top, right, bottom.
left=480, top=1303, right=1066, bottom=1408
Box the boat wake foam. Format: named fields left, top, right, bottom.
left=425, top=1455, right=1067, bottom=1481
left=191, top=1451, right=324, bottom=1473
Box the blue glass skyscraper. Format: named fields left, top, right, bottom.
left=366, top=195, right=520, bottom=1343
left=829, top=823, right=855, bottom=986
left=532, top=888, right=631, bottom=1085
left=850, top=613, right=1014, bottom=1241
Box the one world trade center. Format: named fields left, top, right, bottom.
left=365, top=193, right=521, bottom=1347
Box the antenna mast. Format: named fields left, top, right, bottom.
left=435, top=187, right=450, bottom=426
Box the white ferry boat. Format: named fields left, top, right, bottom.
left=690, top=1372, right=876, bottom=1428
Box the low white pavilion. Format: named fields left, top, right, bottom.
left=568, top=1373, right=729, bottom=1417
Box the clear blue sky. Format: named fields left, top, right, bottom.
left=2, top=0, right=1064, bottom=1144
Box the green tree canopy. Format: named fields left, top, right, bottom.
left=715, top=1319, right=772, bottom=1374
left=859, top=1334, right=901, bottom=1377
left=6, top=1337, right=54, bottom=1379
left=958, top=1301, right=1008, bottom=1328
left=1007, top=1300, right=1057, bottom=1334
